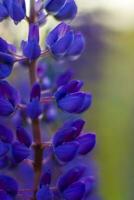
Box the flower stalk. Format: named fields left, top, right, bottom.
left=29, top=2, right=43, bottom=199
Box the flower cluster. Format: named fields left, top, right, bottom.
left=0, top=0, right=98, bottom=200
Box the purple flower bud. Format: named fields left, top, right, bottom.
left=77, top=133, right=96, bottom=155
left=54, top=141, right=79, bottom=163
left=68, top=119, right=85, bottom=135
left=44, top=0, right=66, bottom=14
left=46, top=23, right=85, bottom=60
left=22, top=24, right=41, bottom=60
left=36, top=186, right=53, bottom=200
left=63, top=181, right=85, bottom=200
left=12, top=142, right=30, bottom=163
left=0, top=38, right=16, bottom=79
left=53, top=126, right=78, bottom=147
left=49, top=30, right=74, bottom=57
left=16, top=126, right=32, bottom=147
left=22, top=41, right=41, bottom=60
left=0, top=175, right=18, bottom=197
left=55, top=0, right=77, bottom=21
left=58, top=165, right=86, bottom=192
left=55, top=79, right=83, bottom=101
left=0, top=81, right=20, bottom=107
left=28, top=24, right=40, bottom=43
left=46, top=23, right=74, bottom=58
left=0, top=125, right=13, bottom=143
left=0, top=52, right=14, bottom=79
left=4, top=0, right=26, bottom=23
left=27, top=99, right=42, bottom=119
left=53, top=119, right=85, bottom=147
left=57, top=92, right=92, bottom=113
left=30, top=83, right=41, bottom=101
left=0, top=3, right=8, bottom=21
left=0, top=98, right=14, bottom=116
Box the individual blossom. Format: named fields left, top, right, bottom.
left=0, top=38, right=15, bottom=79
left=0, top=80, right=20, bottom=116
left=27, top=83, right=42, bottom=119
left=44, top=0, right=77, bottom=21
left=36, top=165, right=95, bottom=200
left=3, top=0, right=26, bottom=23
left=52, top=119, right=96, bottom=163
left=55, top=79, right=92, bottom=113
left=22, top=24, right=41, bottom=60
left=0, top=2, right=8, bottom=21
left=16, top=126, right=32, bottom=148
left=0, top=125, right=31, bottom=168
left=57, top=165, right=94, bottom=200
left=46, top=22, right=85, bottom=60
left=54, top=0, right=77, bottom=21
left=44, top=0, right=66, bottom=14
left=0, top=175, right=18, bottom=198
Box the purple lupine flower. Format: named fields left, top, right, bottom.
left=55, top=79, right=92, bottom=113
left=16, top=126, right=32, bottom=147
left=0, top=175, right=18, bottom=197
left=46, top=22, right=85, bottom=60
left=0, top=3, right=8, bottom=21
left=0, top=134, right=30, bottom=168
left=11, top=142, right=30, bottom=163
left=0, top=38, right=15, bottom=79
left=4, top=0, right=26, bottom=23
left=52, top=119, right=96, bottom=163
left=54, top=0, right=77, bottom=21
left=0, top=126, right=30, bottom=169
left=22, top=24, right=41, bottom=60
left=57, top=165, right=94, bottom=200
left=44, top=0, right=66, bottom=14
left=27, top=83, right=42, bottom=119
left=44, top=0, right=77, bottom=21
left=0, top=81, right=20, bottom=116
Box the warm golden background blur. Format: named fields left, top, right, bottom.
left=0, top=1, right=134, bottom=200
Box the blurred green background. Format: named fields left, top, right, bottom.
left=0, top=1, right=134, bottom=200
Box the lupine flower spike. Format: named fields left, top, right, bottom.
left=0, top=0, right=98, bottom=200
